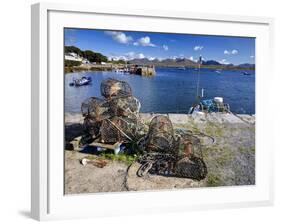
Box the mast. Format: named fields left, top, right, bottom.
left=196, top=55, right=202, bottom=102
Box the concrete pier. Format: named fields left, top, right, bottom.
left=64, top=112, right=255, bottom=194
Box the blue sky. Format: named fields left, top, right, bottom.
left=65, top=28, right=255, bottom=65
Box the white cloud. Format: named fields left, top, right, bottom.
left=220, top=59, right=230, bottom=65
left=250, top=55, right=255, bottom=58
left=163, top=45, right=169, bottom=51
left=137, top=53, right=145, bottom=59
left=189, top=56, right=194, bottom=61
left=224, top=49, right=239, bottom=55
left=105, top=31, right=133, bottom=44
left=109, top=55, right=127, bottom=61
left=231, top=49, right=238, bottom=55
left=148, top=57, right=155, bottom=61
left=110, top=51, right=146, bottom=61
left=125, top=52, right=135, bottom=59
left=134, top=36, right=156, bottom=47
left=194, top=46, right=204, bottom=51
left=224, top=50, right=230, bottom=55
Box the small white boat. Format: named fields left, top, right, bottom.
left=243, top=71, right=251, bottom=76
left=115, top=69, right=124, bottom=73
left=215, top=70, right=221, bottom=74
left=69, top=76, right=92, bottom=87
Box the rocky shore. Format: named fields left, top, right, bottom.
left=64, top=112, right=255, bottom=194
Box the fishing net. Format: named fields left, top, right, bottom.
left=100, top=78, right=132, bottom=99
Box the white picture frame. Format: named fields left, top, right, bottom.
left=31, top=2, right=274, bottom=221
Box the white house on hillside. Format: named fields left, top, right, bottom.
left=82, top=58, right=90, bottom=64
left=65, top=52, right=91, bottom=64
left=65, top=52, right=82, bottom=62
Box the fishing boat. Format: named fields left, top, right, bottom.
left=215, top=69, right=222, bottom=74
left=188, top=97, right=230, bottom=114
left=242, top=71, right=251, bottom=76
left=69, top=76, right=92, bottom=86
left=115, top=68, right=124, bottom=73
left=188, top=56, right=230, bottom=114
left=115, top=68, right=130, bottom=73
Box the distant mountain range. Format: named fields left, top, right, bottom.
left=128, top=58, right=255, bottom=70
left=129, top=58, right=197, bottom=67
left=237, top=63, right=255, bottom=69
left=65, top=46, right=255, bottom=70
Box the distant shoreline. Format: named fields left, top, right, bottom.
left=65, top=63, right=255, bottom=74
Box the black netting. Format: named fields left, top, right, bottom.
left=137, top=116, right=208, bottom=180
left=175, top=130, right=202, bottom=158
left=82, top=116, right=101, bottom=138
left=100, top=78, right=132, bottom=99
left=80, top=79, right=143, bottom=144
left=100, top=117, right=138, bottom=143
left=144, top=116, right=179, bottom=155
left=174, top=155, right=207, bottom=180
left=108, top=96, right=140, bottom=118
left=81, top=97, right=112, bottom=120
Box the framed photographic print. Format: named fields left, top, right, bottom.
left=31, top=2, right=274, bottom=221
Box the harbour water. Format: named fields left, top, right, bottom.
left=65, top=67, right=255, bottom=114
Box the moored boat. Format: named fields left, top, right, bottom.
left=188, top=97, right=230, bottom=114
left=215, top=70, right=222, bottom=74
left=243, top=71, right=251, bottom=76
left=69, top=76, right=92, bottom=86
left=188, top=56, right=230, bottom=114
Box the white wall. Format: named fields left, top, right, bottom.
left=0, top=0, right=279, bottom=223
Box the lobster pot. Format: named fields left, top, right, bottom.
left=148, top=115, right=174, bottom=136
left=99, top=116, right=137, bottom=143
left=109, top=96, right=141, bottom=118
left=174, top=155, right=207, bottom=180
left=176, top=131, right=202, bottom=158
left=81, top=97, right=112, bottom=121
left=82, top=116, right=102, bottom=138
left=145, top=116, right=178, bottom=155
left=100, top=78, right=132, bottom=99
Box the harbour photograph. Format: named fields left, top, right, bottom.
left=64, top=28, right=255, bottom=194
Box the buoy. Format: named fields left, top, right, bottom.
left=214, top=97, right=223, bottom=103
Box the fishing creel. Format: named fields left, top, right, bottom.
left=100, top=78, right=132, bottom=99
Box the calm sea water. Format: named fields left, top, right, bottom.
left=65, top=67, right=255, bottom=114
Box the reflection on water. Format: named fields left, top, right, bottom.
left=65, top=67, right=255, bottom=114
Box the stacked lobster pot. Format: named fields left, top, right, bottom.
left=80, top=78, right=144, bottom=146
left=137, top=115, right=207, bottom=181
left=80, top=78, right=207, bottom=181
